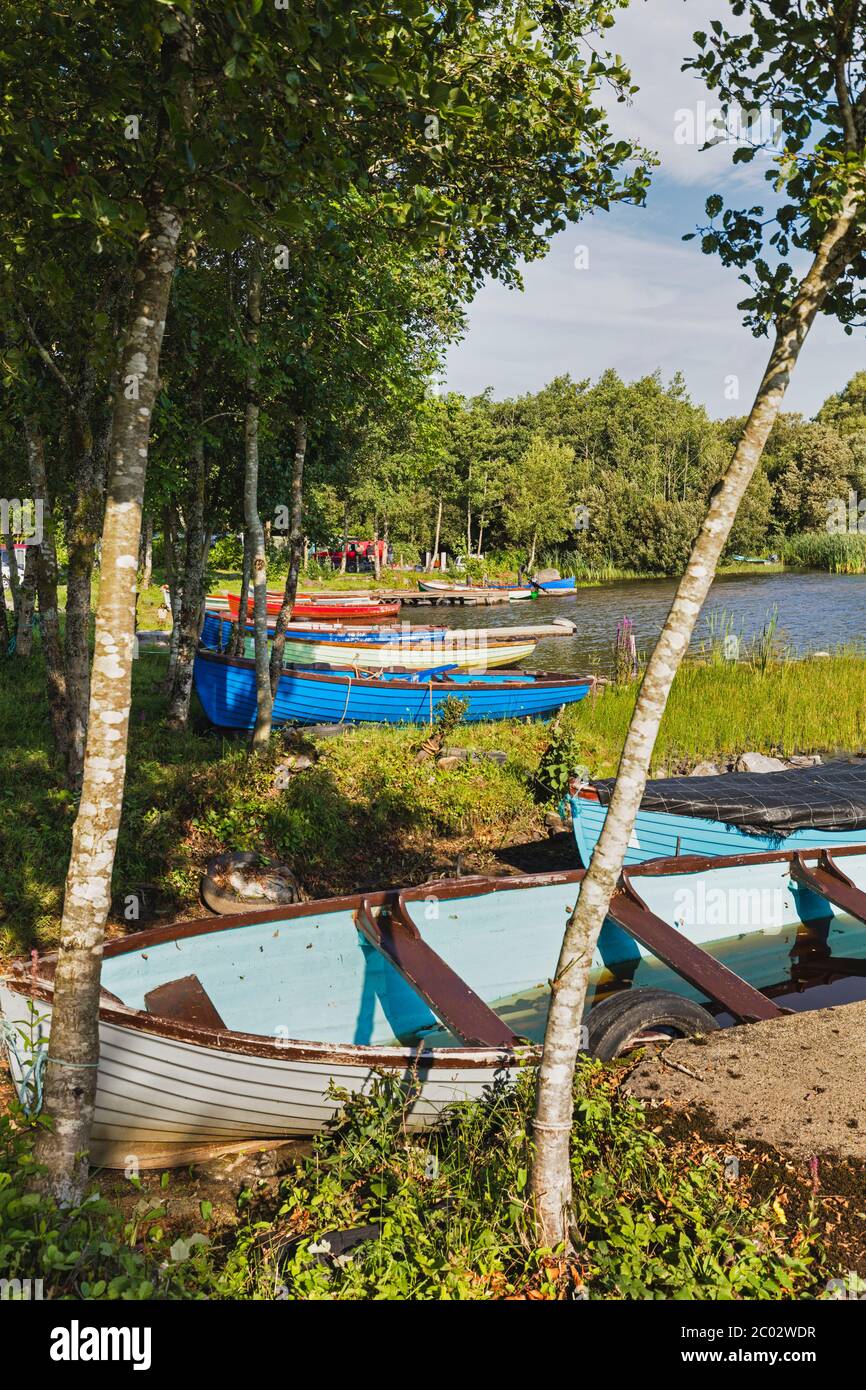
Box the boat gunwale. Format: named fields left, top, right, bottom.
left=6, top=843, right=866, bottom=1069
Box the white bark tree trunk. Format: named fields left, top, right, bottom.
left=14, top=546, right=38, bottom=657
left=228, top=527, right=252, bottom=658
left=32, top=18, right=193, bottom=1195
left=270, top=416, right=307, bottom=689
left=428, top=497, right=443, bottom=572
left=4, top=522, right=20, bottom=622
left=245, top=261, right=273, bottom=751
left=25, top=415, right=69, bottom=758
left=166, top=406, right=207, bottom=728
left=530, top=193, right=863, bottom=1250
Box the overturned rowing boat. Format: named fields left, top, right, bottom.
left=223, top=592, right=401, bottom=622
left=200, top=611, right=577, bottom=648
left=206, top=632, right=538, bottom=672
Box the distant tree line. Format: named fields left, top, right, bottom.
left=332, top=369, right=866, bottom=574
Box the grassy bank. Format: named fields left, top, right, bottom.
left=1, top=639, right=864, bottom=956
left=3, top=622, right=864, bottom=1303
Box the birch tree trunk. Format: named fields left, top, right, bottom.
left=228, top=528, right=252, bottom=657
left=4, top=524, right=20, bottom=623
left=14, top=546, right=38, bottom=657
left=25, top=416, right=69, bottom=758
left=161, top=502, right=184, bottom=692
left=166, top=396, right=207, bottom=728
left=64, top=419, right=108, bottom=789
left=140, top=515, right=153, bottom=589
left=429, top=497, right=443, bottom=571
left=0, top=565, right=10, bottom=654
left=245, top=262, right=273, bottom=751
left=270, top=416, right=307, bottom=690
left=32, top=192, right=187, bottom=1200
left=372, top=521, right=382, bottom=581
left=340, top=503, right=349, bottom=573
left=530, top=194, right=863, bottom=1250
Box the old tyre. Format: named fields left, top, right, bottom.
left=585, top=987, right=718, bottom=1061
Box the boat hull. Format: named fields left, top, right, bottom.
left=0, top=984, right=506, bottom=1162
left=222, top=635, right=536, bottom=671
left=569, top=791, right=866, bottom=866
left=418, top=579, right=534, bottom=598
left=201, top=611, right=576, bottom=652
left=193, top=649, right=593, bottom=726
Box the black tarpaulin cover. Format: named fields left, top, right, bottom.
left=591, top=760, right=866, bottom=833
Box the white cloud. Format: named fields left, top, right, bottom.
left=603, top=0, right=770, bottom=190
left=445, top=1, right=865, bottom=417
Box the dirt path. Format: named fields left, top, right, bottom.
left=627, top=999, right=866, bottom=1160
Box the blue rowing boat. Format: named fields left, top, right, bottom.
left=193, top=649, right=594, bottom=727
left=202, top=611, right=442, bottom=650
left=568, top=762, right=866, bottom=866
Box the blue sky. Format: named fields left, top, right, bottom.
left=445, top=0, right=864, bottom=419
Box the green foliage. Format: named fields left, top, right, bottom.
left=536, top=719, right=589, bottom=799
left=432, top=695, right=470, bottom=741
left=684, top=3, right=866, bottom=335
left=209, top=1065, right=824, bottom=1301
left=503, top=433, right=574, bottom=566
left=0, top=1110, right=207, bottom=1299
left=208, top=534, right=244, bottom=571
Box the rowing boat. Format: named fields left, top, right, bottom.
left=200, top=611, right=577, bottom=650
left=418, top=579, right=535, bottom=599
left=193, top=649, right=594, bottom=726
left=5, top=844, right=866, bottom=1163
left=537, top=577, right=576, bottom=593
left=208, top=628, right=537, bottom=671
left=568, top=761, right=866, bottom=866
left=223, top=591, right=401, bottom=622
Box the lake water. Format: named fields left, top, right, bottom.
left=409, top=571, right=866, bottom=673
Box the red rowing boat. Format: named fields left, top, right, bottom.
left=222, top=591, right=401, bottom=622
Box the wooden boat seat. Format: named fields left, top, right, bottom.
left=790, top=851, right=866, bottom=926
left=143, top=975, right=228, bottom=1031
left=609, top=876, right=783, bottom=1023
left=355, top=895, right=520, bottom=1050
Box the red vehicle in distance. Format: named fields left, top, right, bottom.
left=314, top=538, right=391, bottom=572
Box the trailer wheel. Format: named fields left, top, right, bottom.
left=585, top=988, right=718, bottom=1061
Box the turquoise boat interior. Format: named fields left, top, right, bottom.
left=100, top=852, right=866, bottom=1049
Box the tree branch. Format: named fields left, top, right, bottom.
left=15, top=304, right=74, bottom=399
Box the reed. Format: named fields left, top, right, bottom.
left=576, top=650, right=866, bottom=767
left=783, top=531, right=866, bottom=573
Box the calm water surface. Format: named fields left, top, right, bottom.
left=408, top=571, right=866, bottom=673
